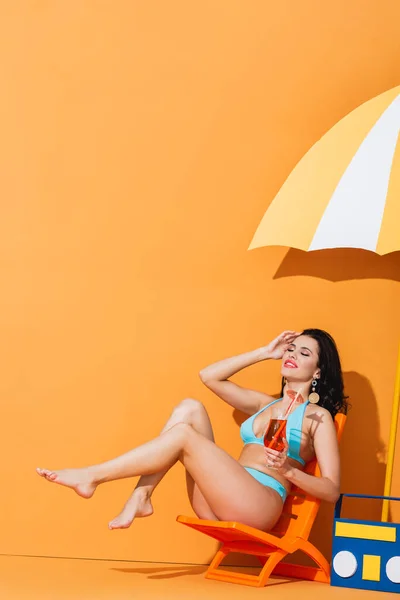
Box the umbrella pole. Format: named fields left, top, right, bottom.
left=381, top=342, right=400, bottom=522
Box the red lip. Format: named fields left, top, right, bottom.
left=284, top=359, right=298, bottom=368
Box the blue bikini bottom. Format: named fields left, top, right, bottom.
left=244, top=467, right=287, bottom=502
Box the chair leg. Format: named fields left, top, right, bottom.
left=258, top=549, right=288, bottom=587
left=206, top=547, right=230, bottom=577
left=272, top=540, right=330, bottom=583
left=300, top=539, right=330, bottom=582
left=205, top=546, right=288, bottom=587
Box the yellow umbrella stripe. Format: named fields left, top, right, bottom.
left=377, top=134, right=400, bottom=255
left=249, top=86, right=400, bottom=252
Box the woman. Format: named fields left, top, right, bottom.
left=37, top=328, right=348, bottom=532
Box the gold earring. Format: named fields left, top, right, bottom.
left=308, top=379, right=320, bottom=404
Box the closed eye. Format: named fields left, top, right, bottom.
left=288, top=344, right=311, bottom=358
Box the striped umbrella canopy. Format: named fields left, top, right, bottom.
left=249, top=86, right=400, bottom=255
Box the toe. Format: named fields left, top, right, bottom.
left=41, top=469, right=57, bottom=480
left=109, top=519, right=121, bottom=529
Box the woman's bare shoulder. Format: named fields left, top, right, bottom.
left=306, top=404, right=332, bottom=418
left=304, top=405, right=335, bottom=436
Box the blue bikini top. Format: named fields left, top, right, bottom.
left=240, top=398, right=309, bottom=466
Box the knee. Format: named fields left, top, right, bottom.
left=170, top=421, right=195, bottom=442
left=173, top=398, right=204, bottom=418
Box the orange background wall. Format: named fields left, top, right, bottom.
left=1, top=0, right=400, bottom=564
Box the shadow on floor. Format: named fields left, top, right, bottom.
left=110, top=565, right=207, bottom=580
left=111, top=564, right=298, bottom=587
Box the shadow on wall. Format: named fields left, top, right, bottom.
left=230, top=370, right=387, bottom=566
left=272, top=248, right=400, bottom=282
left=309, top=370, right=388, bottom=562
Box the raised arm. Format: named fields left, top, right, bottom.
left=199, top=331, right=300, bottom=415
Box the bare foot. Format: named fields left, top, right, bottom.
left=108, top=489, right=154, bottom=530
left=36, top=467, right=97, bottom=499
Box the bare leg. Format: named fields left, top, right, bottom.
left=37, top=399, right=217, bottom=524
left=38, top=422, right=282, bottom=530
left=108, top=399, right=216, bottom=529
left=37, top=425, right=192, bottom=492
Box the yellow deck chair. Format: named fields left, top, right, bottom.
left=177, top=412, right=346, bottom=587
